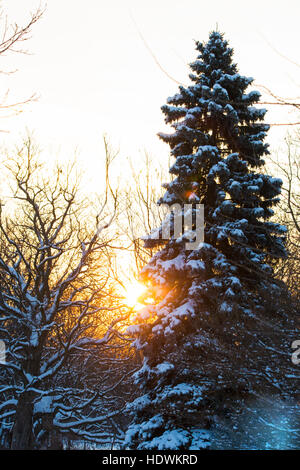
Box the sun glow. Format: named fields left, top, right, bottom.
left=123, top=280, right=147, bottom=310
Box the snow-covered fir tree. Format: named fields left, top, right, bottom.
left=124, top=31, right=295, bottom=450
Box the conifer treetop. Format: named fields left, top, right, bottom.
left=159, top=31, right=269, bottom=170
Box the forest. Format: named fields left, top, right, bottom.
left=0, top=2, right=299, bottom=451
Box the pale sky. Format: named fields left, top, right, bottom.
left=1, top=0, right=300, bottom=189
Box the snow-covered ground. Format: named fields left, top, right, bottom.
left=67, top=396, right=300, bottom=450
left=210, top=396, right=300, bottom=450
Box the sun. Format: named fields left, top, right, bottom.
left=123, top=280, right=147, bottom=310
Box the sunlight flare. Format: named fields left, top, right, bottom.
left=123, top=280, right=147, bottom=310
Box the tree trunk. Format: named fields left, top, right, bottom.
left=10, top=391, right=34, bottom=449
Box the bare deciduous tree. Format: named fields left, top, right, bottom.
left=0, top=5, right=44, bottom=123
left=271, top=134, right=300, bottom=303
left=0, top=138, right=134, bottom=449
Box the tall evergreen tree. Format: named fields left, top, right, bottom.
left=125, top=31, right=294, bottom=450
